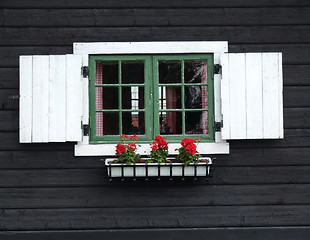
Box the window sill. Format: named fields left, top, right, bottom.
left=74, top=140, right=229, bottom=156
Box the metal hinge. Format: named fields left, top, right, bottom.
left=215, top=122, right=222, bottom=132
left=82, top=66, right=89, bottom=78
left=83, top=124, right=89, bottom=136
left=214, top=64, right=221, bottom=74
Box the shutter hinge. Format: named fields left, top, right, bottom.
left=82, top=66, right=89, bottom=78
left=215, top=122, right=222, bottom=132
left=83, top=124, right=89, bottom=136
left=214, top=64, right=221, bottom=74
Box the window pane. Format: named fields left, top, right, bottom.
left=185, top=86, right=207, bottom=109
left=160, top=86, right=181, bottom=110
left=122, top=61, right=144, bottom=84
left=122, top=86, right=144, bottom=109
left=122, top=112, right=145, bottom=135
left=96, top=112, right=119, bottom=135
left=96, top=61, right=118, bottom=84
left=159, top=61, right=181, bottom=84
left=185, top=111, right=208, bottom=134
left=160, top=111, right=182, bottom=135
left=96, top=87, right=118, bottom=110
left=184, top=60, right=208, bottom=84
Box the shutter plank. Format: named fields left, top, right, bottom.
left=229, top=54, right=246, bottom=139
left=32, top=56, right=49, bottom=142
left=246, top=53, right=263, bottom=139
left=19, top=56, right=33, bottom=143
left=220, top=54, right=230, bottom=139
left=278, top=53, right=284, bottom=138
left=49, top=55, right=66, bottom=142
left=263, top=53, right=281, bottom=138
left=66, top=54, right=83, bottom=142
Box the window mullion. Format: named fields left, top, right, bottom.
left=118, top=60, right=122, bottom=135
left=181, top=60, right=185, bottom=136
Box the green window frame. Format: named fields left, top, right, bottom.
left=89, top=54, right=214, bottom=144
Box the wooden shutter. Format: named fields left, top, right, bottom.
left=19, top=54, right=85, bottom=143
left=220, top=53, right=283, bottom=140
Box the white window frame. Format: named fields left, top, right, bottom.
left=73, top=41, right=230, bottom=156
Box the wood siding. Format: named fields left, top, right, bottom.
left=0, top=1, right=310, bottom=239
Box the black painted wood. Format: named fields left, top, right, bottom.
left=2, top=8, right=310, bottom=27
left=1, top=0, right=310, bottom=8
left=1, top=184, right=310, bottom=209
left=1, top=205, right=310, bottom=230
left=1, top=26, right=310, bottom=46
left=0, top=166, right=310, bottom=187
left=1, top=228, right=310, bottom=240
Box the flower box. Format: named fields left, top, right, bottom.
left=105, top=158, right=212, bottom=179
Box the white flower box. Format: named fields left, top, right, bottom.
left=105, top=158, right=212, bottom=178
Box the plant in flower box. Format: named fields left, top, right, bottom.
left=148, top=135, right=169, bottom=163
left=175, top=138, right=201, bottom=165
left=115, top=134, right=140, bottom=164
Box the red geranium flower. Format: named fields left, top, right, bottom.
left=130, top=134, right=138, bottom=141
left=115, top=143, right=126, bottom=155
left=186, top=143, right=197, bottom=155
left=154, top=135, right=164, bottom=142
left=158, top=138, right=168, bottom=149
left=150, top=141, right=158, bottom=150
left=120, top=134, right=129, bottom=141
left=127, top=143, right=137, bottom=150
left=181, top=138, right=196, bottom=147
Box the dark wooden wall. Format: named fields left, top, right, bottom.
left=1, top=1, right=310, bottom=239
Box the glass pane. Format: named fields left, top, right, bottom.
left=160, top=86, right=181, bottom=110
left=96, top=61, right=118, bottom=84
left=185, top=86, right=207, bottom=109
left=159, top=61, right=181, bottom=84
left=160, top=111, right=182, bottom=135
left=97, top=112, right=119, bottom=135
left=122, top=112, right=145, bottom=135
left=122, top=61, right=144, bottom=84
left=122, top=86, right=144, bottom=109
left=184, top=60, right=208, bottom=84
left=96, top=87, right=118, bottom=110
left=185, top=111, right=208, bottom=134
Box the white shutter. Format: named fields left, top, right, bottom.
left=19, top=54, right=85, bottom=143
left=220, top=52, right=283, bottom=140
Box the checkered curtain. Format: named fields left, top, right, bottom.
left=96, top=62, right=103, bottom=136
left=201, top=62, right=208, bottom=134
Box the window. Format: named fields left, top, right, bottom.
left=19, top=41, right=283, bottom=156
left=89, top=54, right=214, bottom=143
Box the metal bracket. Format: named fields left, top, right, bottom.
left=215, top=122, right=222, bottom=132
left=83, top=124, right=89, bottom=136
left=214, top=64, right=221, bottom=74
left=82, top=66, right=89, bottom=78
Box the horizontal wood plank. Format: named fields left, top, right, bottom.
left=1, top=26, right=310, bottom=46
left=0, top=68, right=19, bottom=89
left=1, top=227, right=310, bottom=240
left=1, top=0, right=309, bottom=8
left=1, top=8, right=310, bottom=27
left=1, top=184, right=310, bottom=209
left=0, top=89, right=19, bottom=110
left=0, top=111, right=18, bottom=131
left=1, top=205, right=310, bottom=230
left=1, top=166, right=310, bottom=187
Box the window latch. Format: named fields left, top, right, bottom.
left=215, top=122, right=222, bottom=132
left=82, top=66, right=89, bottom=78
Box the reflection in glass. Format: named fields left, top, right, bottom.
left=185, top=86, right=203, bottom=109
left=97, top=112, right=119, bottom=135
left=159, top=86, right=181, bottom=110
left=122, top=112, right=145, bottom=135
left=122, top=61, right=144, bottom=84
left=160, top=111, right=182, bottom=135
left=159, top=61, right=181, bottom=83
left=184, top=60, right=208, bottom=84
left=185, top=111, right=206, bottom=134
left=96, top=61, right=118, bottom=84
left=96, top=87, right=118, bottom=110
left=122, top=86, right=144, bottom=110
